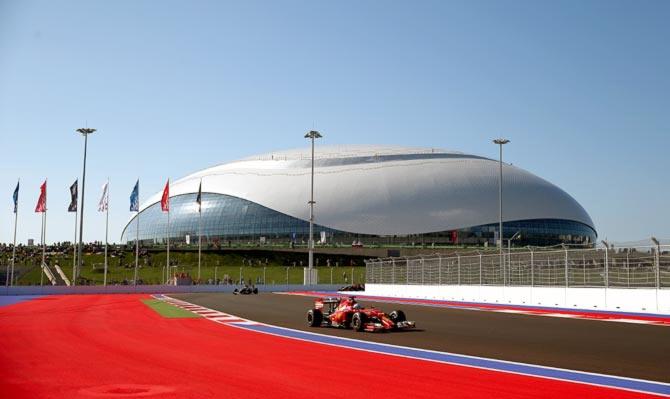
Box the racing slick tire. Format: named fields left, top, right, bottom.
left=352, top=312, right=367, bottom=332
left=389, top=310, right=406, bottom=323
left=307, top=309, right=323, bottom=327
left=342, top=313, right=353, bottom=329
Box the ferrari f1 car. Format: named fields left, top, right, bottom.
left=306, top=296, right=415, bottom=332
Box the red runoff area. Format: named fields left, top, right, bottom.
left=0, top=295, right=658, bottom=399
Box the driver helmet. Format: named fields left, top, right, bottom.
left=353, top=303, right=361, bottom=310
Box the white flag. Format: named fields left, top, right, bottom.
left=98, top=181, right=109, bottom=212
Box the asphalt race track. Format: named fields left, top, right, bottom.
left=172, top=292, right=669, bottom=383
left=4, top=294, right=665, bottom=398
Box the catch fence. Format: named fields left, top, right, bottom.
left=365, top=245, right=670, bottom=288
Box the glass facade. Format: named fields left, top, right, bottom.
left=121, top=193, right=597, bottom=247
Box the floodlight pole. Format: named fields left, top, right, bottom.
left=76, top=128, right=96, bottom=285
left=493, top=138, right=510, bottom=284
left=305, top=130, right=322, bottom=285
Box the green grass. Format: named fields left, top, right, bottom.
left=141, top=299, right=201, bottom=318
left=9, top=251, right=366, bottom=286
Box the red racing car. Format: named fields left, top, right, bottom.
left=306, top=296, right=415, bottom=332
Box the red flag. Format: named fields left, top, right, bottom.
left=35, top=180, right=47, bottom=213
left=160, top=180, right=169, bottom=212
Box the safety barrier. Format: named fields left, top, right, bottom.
left=365, top=245, right=670, bottom=288
left=364, top=245, right=670, bottom=314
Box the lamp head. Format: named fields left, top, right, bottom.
left=493, top=138, right=510, bottom=145
left=76, top=128, right=96, bottom=135
left=304, top=130, right=322, bottom=139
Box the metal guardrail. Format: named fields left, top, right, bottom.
left=365, top=245, right=670, bottom=288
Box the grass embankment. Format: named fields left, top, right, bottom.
left=11, top=251, right=366, bottom=286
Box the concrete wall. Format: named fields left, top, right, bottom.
left=1, top=284, right=340, bottom=296
left=365, top=284, right=670, bottom=315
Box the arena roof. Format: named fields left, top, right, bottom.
left=132, top=145, right=595, bottom=236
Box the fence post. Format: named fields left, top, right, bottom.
left=656, top=244, right=661, bottom=290
left=626, top=252, right=630, bottom=288
left=392, top=259, right=395, bottom=285
left=330, top=267, right=333, bottom=285
left=286, top=267, right=289, bottom=288
left=406, top=257, right=409, bottom=284
left=501, top=251, right=505, bottom=286
left=564, top=247, right=569, bottom=288
left=457, top=254, right=461, bottom=285
left=421, top=257, right=425, bottom=285
left=605, top=245, right=610, bottom=288
left=530, top=248, right=534, bottom=287
left=478, top=252, right=482, bottom=286
left=438, top=255, right=442, bottom=285
left=380, top=260, right=384, bottom=283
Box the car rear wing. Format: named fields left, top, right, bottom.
left=314, top=297, right=341, bottom=309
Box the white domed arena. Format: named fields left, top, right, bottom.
left=121, top=145, right=596, bottom=247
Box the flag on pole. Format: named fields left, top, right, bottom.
left=160, top=180, right=169, bottom=212
left=130, top=180, right=139, bottom=212
left=68, top=180, right=78, bottom=212
left=98, top=181, right=109, bottom=212
left=35, top=180, right=47, bottom=213
left=12, top=181, right=19, bottom=213
left=196, top=180, right=202, bottom=212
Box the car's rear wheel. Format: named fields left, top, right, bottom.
left=352, top=312, right=366, bottom=332
left=307, top=309, right=323, bottom=327
left=389, top=310, right=406, bottom=323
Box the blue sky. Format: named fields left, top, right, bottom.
left=1, top=0, right=668, bottom=245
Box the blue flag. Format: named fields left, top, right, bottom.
left=129, top=180, right=139, bottom=212
left=12, top=181, right=19, bottom=213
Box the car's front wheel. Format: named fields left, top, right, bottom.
left=352, top=312, right=366, bottom=332
left=389, top=310, right=406, bottom=323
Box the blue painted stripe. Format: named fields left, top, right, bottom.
left=0, top=295, right=43, bottom=308
left=236, top=323, right=670, bottom=397
left=306, top=291, right=670, bottom=320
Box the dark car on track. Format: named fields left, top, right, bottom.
left=306, top=296, right=415, bottom=332
left=233, top=285, right=258, bottom=295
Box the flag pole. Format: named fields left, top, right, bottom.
left=198, top=179, right=202, bottom=282
left=103, top=179, right=109, bottom=286
left=44, top=206, right=48, bottom=284
left=10, top=185, right=18, bottom=286
left=134, top=181, right=139, bottom=285
left=40, top=211, right=44, bottom=286
left=166, top=179, right=170, bottom=284
left=72, top=207, right=78, bottom=284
